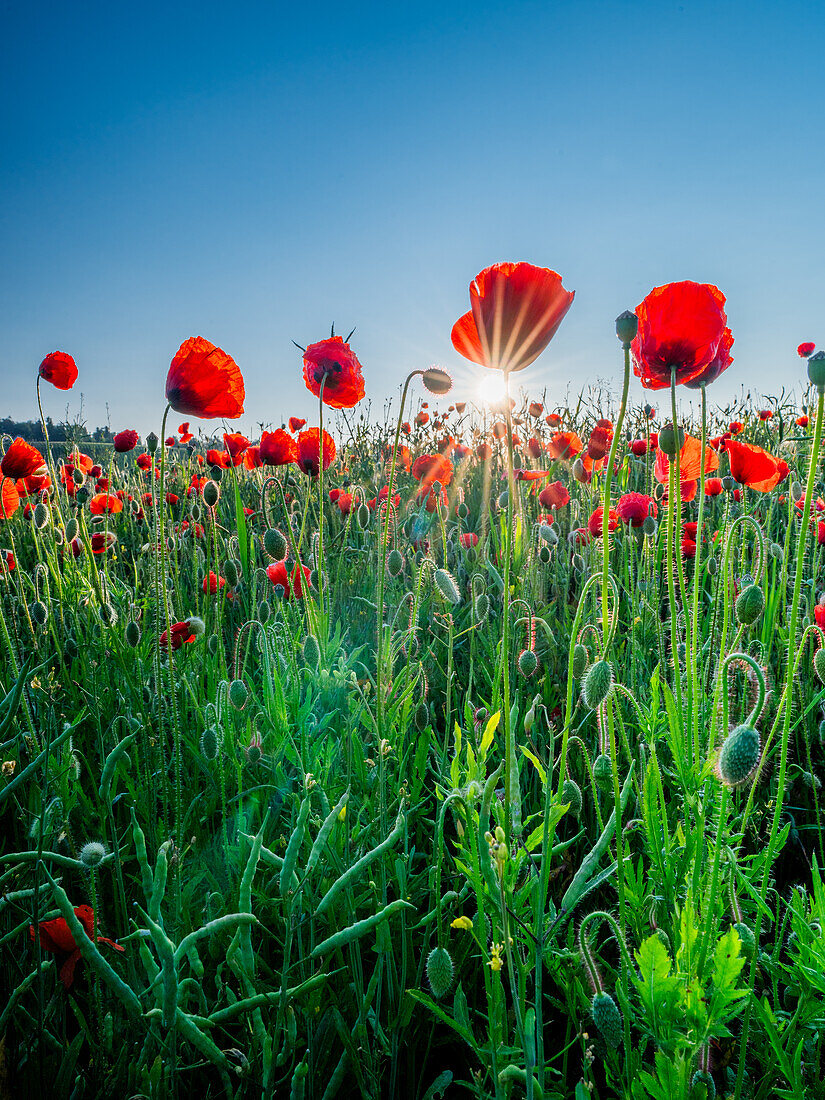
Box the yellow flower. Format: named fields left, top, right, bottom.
left=488, top=942, right=504, bottom=972
left=451, top=915, right=473, bottom=931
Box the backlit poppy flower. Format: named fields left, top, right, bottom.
left=654, top=434, right=719, bottom=487
left=1, top=549, right=15, bottom=573
left=798, top=342, right=816, bottom=358
left=587, top=425, right=612, bottom=461
left=165, top=337, right=244, bottom=420
left=571, top=528, right=591, bottom=546
left=89, top=493, right=123, bottom=515
left=243, top=445, right=262, bottom=469
left=396, top=445, right=412, bottom=472
left=630, top=439, right=649, bottom=457
left=704, top=478, right=724, bottom=496
left=412, top=453, right=453, bottom=493
left=266, top=561, right=312, bottom=599
left=527, top=437, right=543, bottom=460
left=546, top=431, right=583, bottom=461
left=546, top=413, right=562, bottom=426
left=16, top=472, right=51, bottom=498
left=422, top=487, right=448, bottom=513
left=159, top=620, right=198, bottom=651
left=38, top=351, right=78, bottom=390
left=1, top=480, right=20, bottom=519
left=588, top=507, right=619, bottom=538
left=513, top=468, right=549, bottom=482
left=631, top=281, right=728, bottom=390
left=165, top=493, right=179, bottom=506
left=368, top=485, right=400, bottom=512
left=260, top=429, right=297, bottom=466
left=728, top=422, right=743, bottom=434
left=797, top=416, right=810, bottom=428
left=476, top=442, right=492, bottom=461
left=538, top=481, right=570, bottom=509
left=30, top=905, right=124, bottom=989
left=460, top=533, right=479, bottom=548
left=223, top=432, right=249, bottom=460
left=289, top=417, right=306, bottom=433
left=616, top=492, right=656, bottom=527
left=725, top=439, right=787, bottom=492
left=203, top=571, right=227, bottom=595
left=136, top=454, right=153, bottom=471
left=681, top=537, right=698, bottom=559
left=113, top=429, right=139, bottom=453
left=528, top=402, right=543, bottom=417
left=178, top=422, right=193, bottom=443
left=451, top=262, right=575, bottom=374
left=818, top=522, right=825, bottom=547
left=295, top=428, right=336, bottom=478
left=336, top=492, right=354, bottom=515
left=416, top=412, right=430, bottom=427
left=91, top=532, right=116, bottom=554
left=328, top=488, right=341, bottom=502
left=684, top=327, right=734, bottom=389
left=302, top=336, right=366, bottom=409
left=1, top=438, right=45, bottom=481
left=758, top=409, right=773, bottom=421
left=206, top=449, right=231, bottom=469
left=165, top=436, right=177, bottom=447
left=815, top=602, right=825, bottom=630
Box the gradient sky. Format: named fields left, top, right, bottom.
left=2, top=0, right=823, bottom=435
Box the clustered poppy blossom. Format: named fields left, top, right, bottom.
left=38, top=351, right=78, bottom=390
left=302, top=337, right=366, bottom=409
left=451, top=262, right=575, bottom=374
left=260, top=429, right=297, bottom=466
left=165, top=337, right=245, bottom=420
left=412, top=453, right=453, bottom=494
left=295, top=428, right=336, bottom=478
left=113, top=429, right=139, bottom=453
left=30, top=905, right=124, bottom=989
left=1, top=438, right=45, bottom=481
left=631, top=281, right=729, bottom=390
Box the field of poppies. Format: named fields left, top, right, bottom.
left=3, top=264, right=825, bottom=1100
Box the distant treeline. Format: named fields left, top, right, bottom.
left=1, top=417, right=114, bottom=443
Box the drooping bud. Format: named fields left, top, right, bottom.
left=303, top=634, right=321, bottom=667
left=34, top=503, right=50, bottom=529
left=125, top=621, right=141, bottom=647
left=735, top=584, right=764, bottom=626
left=228, top=679, right=248, bottom=711
left=264, top=528, right=287, bottom=561
left=717, top=724, right=761, bottom=787
left=518, top=649, right=539, bottom=678
left=387, top=548, right=404, bottom=576
left=593, top=753, right=613, bottom=793
left=435, top=569, right=461, bottom=605
left=571, top=643, right=588, bottom=679
left=562, top=779, right=582, bottom=817
left=591, top=992, right=622, bottom=1049
left=583, top=660, right=613, bottom=710
left=200, top=727, right=219, bottom=761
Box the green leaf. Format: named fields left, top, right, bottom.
left=708, top=926, right=748, bottom=1023
left=634, top=934, right=680, bottom=1040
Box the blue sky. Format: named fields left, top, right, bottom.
left=1, top=0, right=823, bottom=435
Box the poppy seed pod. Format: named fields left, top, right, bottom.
left=583, top=660, right=613, bottom=710
left=807, top=351, right=825, bottom=390
left=658, top=423, right=684, bottom=457
left=202, top=481, right=220, bottom=507
left=591, top=992, right=622, bottom=1049
left=426, top=946, right=454, bottom=999
left=422, top=367, right=453, bottom=396
left=735, top=584, right=765, bottom=626
left=615, top=310, right=638, bottom=346
left=717, top=724, right=761, bottom=787
left=721, top=476, right=736, bottom=491
left=210, top=464, right=223, bottom=482
left=145, top=432, right=159, bottom=453
left=642, top=515, right=657, bottom=537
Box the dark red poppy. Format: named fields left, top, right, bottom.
left=412, top=453, right=453, bottom=493
left=546, top=413, right=562, bottom=426
left=728, top=421, right=744, bottom=434
left=616, top=492, right=655, bottom=527
left=165, top=436, right=177, bottom=447
left=30, top=905, right=124, bottom=989
left=223, top=432, right=249, bottom=460
left=587, top=425, right=612, bottom=461
left=538, top=481, right=570, bottom=509
left=684, top=327, right=734, bottom=389
left=460, top=532, right=479, bottom=548
left=289, top=417, right=306, bottom=433
left=302, top=336, right=365, bottom=409
left=528, top=402, right=543, bottom=417
left=160, top=620, right=197, bottom=651
left=260, top=429, right=297, bottom=466
left=451, top=262, right=574, bottom=373
left=266, top=560, right=312, bottom=599
left=165, top=337, right=245, bottom=420
left=631, top=281, right=728, bottom=390
left=337, top=492, right=354, bottom=514
left=588, top=507, right=619, bottom=538
left=1, top=438, right=45, bottom=481
left=89, top=493, right=123, bottom=515
left=798, top=342, right=816, bottom=358
left=203, top=571, right=227, bottom=595
left=476, top=442, right=492, bottom=461
left=1, top=549, right=16, bottom=573
left=681, top=537, right=697, bottom=558
left=758, top=410, right=773, bottom=421
left=725, top=439, right=786, bottom=492
left=815, top=603, right=825, bottom=630
left=113, top=429, right=138, bottom=453
left=136, top=453, right=153, bottom=471
left=39, top=351, right=78, bottom=390
left=416, top=412, right=430, bottom=427
left=206, top=449, right=231, bottom=469
left=295, top=428, right=336, bottom=477
left=630, top=439, right=649, bottom=456
left=90, top=532, right=116, bottom=554
left=797, top=415, right=810, bottom=428
left=243, top=445, right=262, bottom=469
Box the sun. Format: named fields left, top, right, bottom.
left=476, top=372, right=508, bottom=408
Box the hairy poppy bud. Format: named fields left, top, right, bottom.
left=125, top=620, right=141, bottom=646
left=593, top=753, right=613, bottom=793
left=814, top=648, right=825, bottom=684
left=456, top=502, right=469, bottom=519
left=735, top=584, right=764, bottom=626
left=422, top=367, right=453, bottom=396
left=717, top=724, right=760, bottom=787
left=31, top=601, right=48, bottom=626
left=706, top=556, right=718, bottom=576
left=34, top=503, right=49, bottom=529
left=224, top=559, right=240, bottom=586
left=202, top=481, right=220, bottom=507
left=435, top=569, right=461, bottom=604
left=303, top=634, right=320, bottom=667
left=562, top=778, right=582, bottom=817
left=691, top=1071, right=716, bottom=1100
left=538, top=545, right=551, bottom=564
left=426, top=946, right=454, bottom=999
left=356, top=504, right=370, bottom=528
left=497, top=490, right=509, bottom=509
left=387, top=548, right=404, bottom=576
left=80, top=841, right=106, bottom=868
left=518, top=649, right=539, bottom=678
left=263, top=528, right=287, bottom=561
left=583, top=659, right=613, bottom=710
left=228, top=679, right=248, bottom=711
left=257, top=599, right=270, bottom=622
left=200, top=727, right=219, bottom=761
left=572, top=643, right=588, bottom=679
left=210, top=464, right=223, bottom=482
left=145, top=432, right=159, bottom=453
left=591, top=992, right=622, bottom=1049
left=615, top=310, right=638, bottom=346
left=415, top=702, right=430, bottom=730
left=474, top=593, right=489, bottom=622
left=642, top=515, right=657, bottom=537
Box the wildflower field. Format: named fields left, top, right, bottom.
left=3, top=264, right=825, bottom=1100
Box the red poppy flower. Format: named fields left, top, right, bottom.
left=165, top=436, right=177, bottom=447
left=165, top=493, right=179, bottom=506
left=178, top=422, right=194, bottom=444
left=223, top=432, right=249, bottom=460
left=681, top=537, right=698, bottom=558
left=818, top=521, right=825, bottom=548
left=90, top=532, right=116, bottom=554
left=136, top=453, right=153, bottom=471
left=337, top=492, right=354, bottom=514
left=725, top=439, right=786, bottom=492
left=797, top=415, right=810, bottom=428
left=631, top=281, right=728, bottom=390
left=368, top=485, right=400, bottom=512
left=630, top=439, right=649, bottom=456
left=684, top=327, right=734, bottom=390
left=328, top=488, right=341, bottom=502
left=178, top=520, right=205, bottom=538
left=289, top=417, right=306, bottom=433
left=1, top=438, right=45, bottom=481
left=546, top=431, right=583, bottom=461
left=302, top=336, right=366, bottom=409
left=460, top=533, right=479, bottom=548
left=526, top=437, right=543, bottom=460
left=266, top=560, right=311, bottom=599
left=16, top=472, right=51, bottom=498
left=654, top=434, right=720, bottom=488
left=243, top=445, right=262, bottom=469
left=704, top=477, right=724, bottom=496
left=89, top=493, right=123, bottom=515
left=728, top=422, right=744, bottom=434
left=451, top=262, right=575, bottom=373
left=1, top=549, right=16, bottom=573
left=113, top=429, right=139, bottom=453
left=546, top=413, right=562, bottom=426
left=206, top=449, right=230, bottom=469
left=395, top=445, right=412, bottom=472
left=295, top=428, right=336, bottom=478
left=30, top=905, right=124, bottom=989
left=421, top=487, right=448, bottom=513
left=160, top=621, right=197, bottom=651
left=165, top=337, right=245, bottom=420
left=412, top=453, right=453, bottom=493
left=815, top=603, right=825, bottom=630
left=39, top=351, right=78, bottom=390
left=587, top=425, right=612, bottom=461
left=476, top=442, right=492, bottom=461
left=416, top=412, right=430, bottom=427
left=203, top=571, right=227, bottom=595
left=1, top=480, right=20, bottom=519
left=260, top=429, right=297, bottom=466
left=616, top=492, right=656, bottom=527
left=538, top=481, right=570, bottom=509
left=588, top=507, right=619, bottom=538
left=571, top=527, right=591, bottom=546
left=798, top=342, right=816, bottom=358
left=758, top=410, right=773, bottom=421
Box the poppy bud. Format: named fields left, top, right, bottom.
left=807, top=351, right=825, bottom=390
left=706, top=556, right=718, bottom=576
left=200, top=728, right=219, bottom=761
left=203, top=481, right=220, bottom=507
left=426, top=946, right=454, bottom=999
left=658, top=423, right=684, bottom=457
left=303, top=634, right=320, bottom=667
left=518, top=649, right=539, bottom=678
left=309, top=570, right=319, bottom=590
left=593, top=753, right=613, bottom=793
left=146, top=432, right=159, bottom=453
left=435, top=568, right=461, bottom=604
left=80, top=841, right=107, bottom=868
left=474, top=593, right=489, bottom=622
left=538, top=545, right=551, bottom=563
left=125, top=621, right=141, bottom=646
left=225, top=559, right=240, bottom=586
left=75, top=486, right=90, bottom=504
left=264, top=528, right=287, bottom=561
left=456, top=502, right=469, bottom=519
left=735, top=584, right=765, bottom=626
left=415, top=702, right=430, bottom=730
left=615, top=310, right=638, bottom=346
left=356, top=504, right=370, bottom=528
left=99, top=603, right=117, bottom=625
left=228, top=679, right=248, bottom=711
left=583, top=659, right=613, bottom=710
left=721, top=476, right=736, bottom=491
left=571, top=643, right=588, bottom=679
left=210, top=464, right=223, bottom=482
left=31, top=601, right=48, bottom=626
left=72, top=467, right=85, bottom=486
left=813, top=648, right=825, bottom=684
left=207, top=635, right=219, bottom=656
left=562, top=778, right=583, bottom=817
left=791, top=482, right=804, bottom=500
left=717, top=724, right=760, bottom=787
left=642, top=516, right=657, bottom=537
left=422, top=367, right=453, bottom=396
left=497, top=490, right=509, bottom=509
left=387, top=549, right=404, bottom=576
left=591, top=992, right=622, bottom=1049
left=34, top=503, right=49, bottom=529
left=190, top=504, right=201, bottom=521
left=572, top=553, right=585, bottom=572
left=257, top=599, right=270, bottom=623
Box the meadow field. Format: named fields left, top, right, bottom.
left=2, top=266, right=825, bottom=1100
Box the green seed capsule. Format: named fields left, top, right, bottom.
left=658, top=423, right=684, bottom=457
left=202, top=480, right=220, bottom=507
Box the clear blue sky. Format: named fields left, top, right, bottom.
left=1, top=0, right=823, bottom=435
